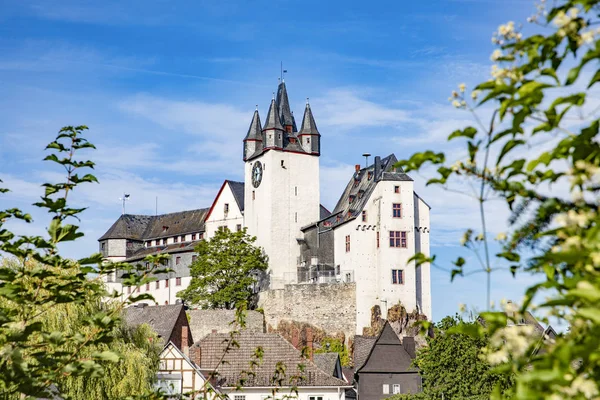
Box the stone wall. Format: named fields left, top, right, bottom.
left=187, top=309, right=264, bottom=343
left=258, top=283, right=356, bottom=345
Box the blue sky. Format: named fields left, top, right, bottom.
left=0, top=0, right=543, bottom=322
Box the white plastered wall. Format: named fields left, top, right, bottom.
left=222, top=386, right=346, bottom=400
left=205, top=182, right=245, bottom=238
left=244, top=150, right=320, bottom=288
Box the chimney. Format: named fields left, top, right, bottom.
left=355, top=164, right=360, bottom=172
left=181, top=326, right=189, bottom=356
left=292, top=329, right=299, bottom=349
left=191, top=345, right=202, bottom=367
left=306, top=328, right=314, bottom=361
left=374, top=156, right=381, bottom=181
left=403, top=336, right=416, bottom=359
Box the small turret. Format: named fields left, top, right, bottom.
left=263, top=96, right=284, bottom=149
left=243, top=108, right=263, bottom=161
left=298, top=100, right=321, bottom=155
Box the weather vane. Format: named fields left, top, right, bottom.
left=280, top=61, right=287, bottom=82
left=119, top=193, right=130, bottom=215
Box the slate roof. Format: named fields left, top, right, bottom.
left=357, top=322, right=416, bottom=374
left=125, top=240, right=200, bottom=262
left=228, top=181, right=245, bottom=212
left=263, top=98, right=284, bottom=131
left=313, top=353, right=340, bottom=377
left=276, top=81, right=294, bottom=127
left=123, top=304, right=184, bottom=343
left=320, top=154, right=412, bottom=230
left=192, top=332, right=350, bottom=388
left=320, top=204, right=332, bottom=220
left=353, top=335, right=376, bottom=370
left=299, top=103, right=320, bottom=136
left=99, top=208, right=209, bottom=242
left=244, top=109, right=263, bottom=141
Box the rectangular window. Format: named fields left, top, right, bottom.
left=180, top=235, right=185, bottom=242
left=145, top=283, right=150, bottom=291
left=176, top=277, right=181, bottom=286
left=394, top=185, right=400, bottom=193
left=155, top=239, right=160, bottom=246
left=377, top=231, right=380, bottom=248
left=295, top=212, right=297, bottom=223
left=368, top=171, right=373, bottom=180
left=165, top=279, right=169, bottom=288
left=362, top=210, right=367, bottom=222
left=392, top=269, right=404, bottom=284
left=162, top=238, right=167, bottom=245
left=127, top=286, right=131, bottom=294
left=146, top=241, right=151, bottom=247
left=236, top=224, right=242, bottom=232
left=393, top=203, right=402, bottom=218
left=295, top=186, right=297, bottom=196
left=192, top=233, right=196, bottom=241
left=309, top=397, right=323, bottom=400
left=234, top=396, right=246, bottom=400
left=192, top=255, right=197, bottom=263
left=145, top=262, right=150, bottom=270
left=383, top=384, right=390, bottom=394
left=390, top=231, right=408, bottom=248
left=252, top=190, right=255, bottom=200
left=336, top=265, right=340, bottom=275
left=393, top=384, right=401, bottom=394
left=224, top=203, right=229, bottom=213
left=176, top=256, right=181, bottom=265
left=345, top=235, right=350, bottom=252
left=174, top=236, right=178, bottom=243
left=156, top=280, right=160, bottom=289
left=200, top=232, right=204, bottom=240
left=101, top=242, right=105, bottom=251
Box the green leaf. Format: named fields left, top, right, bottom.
left=497, top=139, right=525, bottom=165
left=448, top=127, right=477, bottom=141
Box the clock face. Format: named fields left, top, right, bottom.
left=252, top=161, right=263, bottom=188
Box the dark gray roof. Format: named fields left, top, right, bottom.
left=276, top=81, right=294, bottom=128
left=125, top=240, right=199, bottom=262
left=284, top=137, right=305, bottom=152
left=322, top=154, right=412, bottom=230
left=123, top=304, right=184, bottom=343
left=357, top=322, right=416, bottom=374
left=353, top=335, right=376, bottom=370
left=299, top=103, right=320, bottom=136
left=98, top=214, right=154, bottom=241
left=263, top=98, right=284, bottom=131
left=192, top=332, right=350, bottom=388
left=99, top=209, right=209, bottom=242
left=313, top=353, right=340, bottom=377
left=228, top=180, right=245, bottom=212
left=320, top=204, right=332, bottom=220
left=244, top=109, right=263, bottom=141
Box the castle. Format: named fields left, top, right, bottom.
left=100, top=79, right=432, bottom=334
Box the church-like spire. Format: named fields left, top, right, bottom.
left=299, top=101, right=320, bottom=135
left=276, top=81, right=294, bottom=132
left=298, top=100, right=321, bottom=155
left=263, top=97, right=284, bottom=131
left=243, top=108, right=263, bottom=161
left=244, top=108, right=262, bottom=140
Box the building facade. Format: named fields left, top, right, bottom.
left=99, top=79, right=432, bottom=334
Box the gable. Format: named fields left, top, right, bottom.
left=205, top=180, right=244, bottom=222
left=358, top=323, right=414, bottom=373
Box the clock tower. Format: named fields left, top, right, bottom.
left=243, top=80, right=321, bottom=288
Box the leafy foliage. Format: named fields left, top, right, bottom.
left=177, top=228, right=268, bottom=309
left=397, top=1, right=600, bottom=398
left=315, top=337, right=351, bottom=367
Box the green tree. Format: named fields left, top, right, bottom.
left=414, top=315, right=512, bottom=399
left=397, top=0, right=600, bottom=398
left=178, top=228, right=268, bottom=309
left=0, top=126, right=166, bottom=398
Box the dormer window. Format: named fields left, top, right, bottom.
left=162, top=225, right=168, bottom=233
left=192, top=233, right=196, bottom=241
left=336, top=215, right=341, bottom=222
left=368, top=171, right=373, bottom=180
left=353, top=179, right=359, bottom=188
left=155, top=239, right=160, bottom=246
left=174, top=236, right=179, bottom=243
left=349, top=195, right=355, bottom=204
left=162, top=238, right=167, bottom=245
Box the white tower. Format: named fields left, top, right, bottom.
left=243, top=81, right=321, bottom=288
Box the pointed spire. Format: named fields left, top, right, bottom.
left=276, top=81, right=294, bottom=128
left=299, top=102, right=320, bottom=135
left=244, top=109, right=262, bottom=141
left=263, top=97, right=284, bottom=131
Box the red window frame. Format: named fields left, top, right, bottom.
left=394, top=186, right=400, bottom=194
left=377, top=232, right=380, bottom=248
left=145, top=283, right=150, bottom=291
left=176, top=277, right=182, bottom=286
left=392, top=269, right=404, bottom=284
left=390, top=231, right=408, bottom=248
left=176, top=256, right=181, bottom=265
left=393, top=203, right=402, bottom=218
left=345, top=235, right=351, bottom=252
left=165, top=279, right=169, bottom=288
left=155, top=281, right=160, bottom=289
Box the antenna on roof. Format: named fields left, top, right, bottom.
left=119, top=193, right=130, bottom=215
left=280, top=61, right=287, bottom=82
left=362, top=153, right=372, bottom=168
